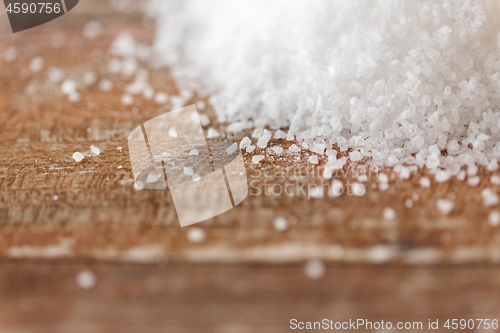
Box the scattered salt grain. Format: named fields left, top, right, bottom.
left=437, top=199, right=454, bottom=215
left=378, top=182, right=389, bottom=191
left=83, top=71, right=98, bottom=85
left=273, top=130, right=286, bottom=139
left=404, top=199, right=413, bottom=208
left=467, top=176, right=480, bottom=187
left=288, top=144, right=300, bottom=153
left=154, top=92, right=168, bottom=104
left=349, top=151, right=362, bottom=162
left=246, top=145, right=256, bottom=153
left=419, top=177, right=431, bottom=188
left=304, top=259, right=325, bottom=280
left=435, top=170, right=450, bottom=183
left=99, top=79, right=113, bottom=91
left=239, top=137, right=251, bottom=149
left=183, top=167, right=194, bottom=176
left=272, top=146, right=283, bottom=155
left=382, top=207, right=396, bottom=221
left=29, top=57, right=44, bottom=73
left=329, top=179, right=344, bottom=197
left=118, top=165, right=123, bottom=169
left=351, top=182, right=365, bottom=196
left=252, top=155, right=265, bottom=164
left=195, top=100, right=206, bottom=110
left=53, top=195, right=59, bottom=201
left=121, top=94, right=134, bottom=105
left=189, top=149, right=199, bottom=156
left=83, top=20, right=103, bottom=39
left=273, top=217, right=289, bottom=232
left=226, top=143, right=237, bottom=155
left=491, top=175, right=500, bottom=185
left=187, top=227, right=205, bottom=243
left=207, top=128, right=220, bottom=138
left=168, top=127, right=178, bottom=138
left=3, top=46, right=17, bottom=62
left=72, top=152, right=84, bottom=162
left=90, top=145, right=100, bottom=155
left=489, top=210, right=500, bottom=227
left=76, top=270, right=96, bottom=290
left=481, top=188, right=499, bottom=207
left=308, top=155, right=319, bottom=165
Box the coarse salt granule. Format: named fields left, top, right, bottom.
left=252, top=155, right=265, bottom=164
left=189, top=148, right=199, bottom=156
left=489, top=210, right=500, bottom=226
left=273, top=217, right=289, bottom=232
left=308, top=155, right=319, bottom=165
left=246, top=145, right=256, bottom=153
left=239, top=137, right=251, bottom=149
left=206, top=128, right=220, bottom=138
left=404, top=199, right=413, bottom=208
left=226, top=143, right=237, bottom=155
left=481, top=188, right=499, bottom=207
left=187, top=227, right=206, bottom=243
left=288, top=144, right=300, bottom=153
left=304, top=259, right=325, bottom=280
left=467, top=176, right=480, bottom=187
left=382, top=207, right=396, bottom=221
left=437, top=199, right=454, bottom=215
left=272, top=146, right=284, bottom=155
left=76, top=270, right=97, bottom=290
left=419, top=177, right=431, bottom=188
left=183, top=167, right=194, bottom=176
left=72, top=152, right=84, bottom=162
left=121, top=94, right=134, bottom=105
left=90, top=145, right=100, bottom=155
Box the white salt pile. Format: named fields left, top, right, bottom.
left=150, top=0, right=500, bottom=178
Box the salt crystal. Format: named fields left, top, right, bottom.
left=273, top=217, right=289, bottom=232
left=187, top=227, right=205, bottom=243
left=246, top=145, right=256, bottom=153
left=252, top=155, right=264, bottom=164
left=489, top=210, right=500, bottom=226
left=378, top=173, right=389, bottom=183
left=273, top=130, right=287, bottom=139
left=121, top=94, right=133, bottom=105
left=189, top=149, right=199, bottom=156
left=207, top=128, right=220, bottom=138
left=118, top=165, right=123, bottom=169
left=304, top=259, right=325, bottom=280
left=99, top=79, right=113, bottom=91
left=29, top=57, right=44, bottom=73
left=467, top=176, right=480, bottom=187
left=378, top=182, right=389, bottom=191
left=349, top=151, right=362, bottom=162
left=437, top=199, right=454, bottom=215
left=329, top=179, right=344, bottom=197
left=351, top=182, right=365, bottom=196
left=183, top=167, right=194, bottom=176
left=72, top=152, right=84, bottom=162
left=482, top=188, right=499, bottom=207
left=383, top=207, right=396, bottom=220
left=134, top=181, right=144, bottom=190
left=419, top=177, right=431, bottom=188
left=76, top=270, right=96, bottom=290
left=90, top=145, right=100, bottom=155
left=240, top=137, right=251, bottom=149
left=405, top=199, right=413, bottom=208
left=308, top=155, right=319, bottom=164
left=83, top=71, right=97, bottom=85
left=272, top=146, right=283, bottom=155
left=195, top=100, right=206, bottom=110
left=226, top=143, right=237, bottom=155
left=83, top=21, right=103, bottom=39
left=154, top=92, right=168, bottom=104
left=288, top=144, right=301, bottom=153
left=168, top=128, right=178, bottom=138
left=435, top=170, right=450, bottom=183
left=53, top=195, right=59, bottom=201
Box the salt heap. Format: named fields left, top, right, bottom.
left=150, top=0, right=500, bottom=176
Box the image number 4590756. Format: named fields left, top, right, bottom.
left=3, top=0, right=79, bottom=33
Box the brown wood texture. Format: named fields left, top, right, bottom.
left=2, top=1, right=500, bottom=331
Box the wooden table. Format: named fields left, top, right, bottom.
left=1, top=1, right=500, bottom=332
